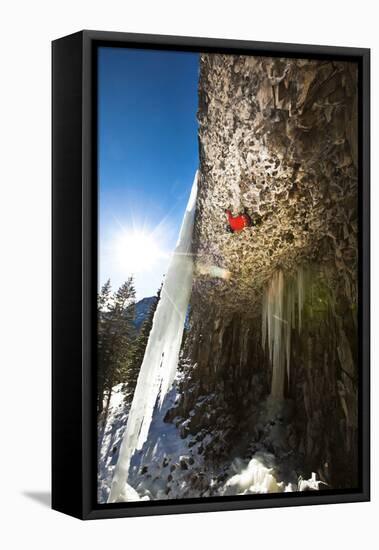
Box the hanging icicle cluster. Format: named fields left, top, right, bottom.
left=262, top=268, right=305, bottom=399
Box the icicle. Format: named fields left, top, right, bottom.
left=108, top=171, right=198, bottom=503
left=262, top=267, right=306, bottom=399
left=263, top=270, right=285, bottom=399
left=285, top=284, right=292, bottom=385
left=262, top=290, right=267, bottom=352
left=297, top=266, right=304, bottom=333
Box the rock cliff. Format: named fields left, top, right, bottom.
left=171, top=54, right=359, bottom=489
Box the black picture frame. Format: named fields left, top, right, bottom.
left=52, top=30, right=370, bottom=520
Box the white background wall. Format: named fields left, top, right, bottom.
left=0, top=0, right=376, bottom=547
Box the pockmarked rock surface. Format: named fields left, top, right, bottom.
left=194, top=54, right=357, bottom=313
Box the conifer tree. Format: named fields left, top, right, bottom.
left=97, top=277, right=136, bottom=416
left=97, top=279, right=112, bottom=414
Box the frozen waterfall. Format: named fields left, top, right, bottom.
left=108, top=171, right=198, bottom=503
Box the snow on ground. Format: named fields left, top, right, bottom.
left=98, top=382, right=213, bottom=503
left=127, top=387, right=216, bottom=501
left=98, top=382, right=323, bottom=503
left=221, top=453, right=296, bottom=495
left=97, top=384, right=129, bottom=504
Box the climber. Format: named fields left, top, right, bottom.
left=225, top=209, right=261, bottom=233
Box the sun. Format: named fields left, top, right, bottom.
left=114, top=229, right=164, bottom=274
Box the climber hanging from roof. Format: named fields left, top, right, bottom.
left=225, top=208, right=262, bottom=233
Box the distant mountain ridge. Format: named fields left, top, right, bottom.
left=100, top=296, right=157, bottom=335
left=132, top=296, right=157, bottom=332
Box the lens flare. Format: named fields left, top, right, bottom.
left=114, top=230, right=165, bottom=273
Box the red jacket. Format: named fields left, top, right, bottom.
left=226, top=209, right=252, bottom=232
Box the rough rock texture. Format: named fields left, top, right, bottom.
left=194, top=54, right=358, bottom=313
left=172, top=54, right=359, bottom=489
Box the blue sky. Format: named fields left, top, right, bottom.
left=98, top=47, right=199, bottom=299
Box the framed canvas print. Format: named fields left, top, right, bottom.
left=52, top=30, right=370, bottom=520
